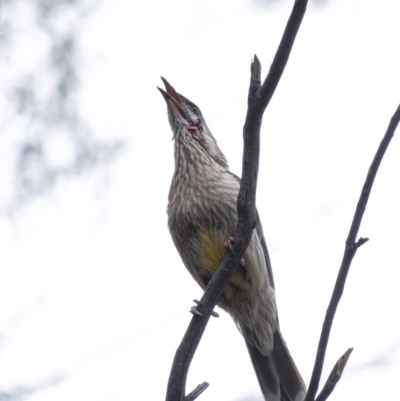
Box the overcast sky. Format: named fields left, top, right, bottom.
left=1, top=0, right=400, bottom=400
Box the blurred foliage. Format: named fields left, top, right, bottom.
left=0, top=375, right=63, bottom=401
left=0, top=0, right=326, bottom=213
left=0, top=0, right=124, bottom=210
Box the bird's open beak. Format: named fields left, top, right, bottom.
left=157, top=77, right=186, bottom=117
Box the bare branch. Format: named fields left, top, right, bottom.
left=165, top=1, right=309, bottom=400
left=315, top=348, right=353, bottom=401
left=305, top=103, right=400, bottom=401
left=259, top=0, right=308, bottom=108
left=351, top=237, right=369, bottom=250
left=183, top=382, right=210, bottom=401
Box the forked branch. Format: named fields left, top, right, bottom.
left=315, top=348, right=353, bottom=401
left=305, top=103, right=400, bottom=401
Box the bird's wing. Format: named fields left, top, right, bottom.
left=226, top=171, right=275, bottom=290
left=255, top=209, right=275, bottom=290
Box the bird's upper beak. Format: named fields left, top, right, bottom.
left=157, top=77, right=186, bottom=117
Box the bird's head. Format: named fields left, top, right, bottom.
left=158, top=77, right=228, bottom=168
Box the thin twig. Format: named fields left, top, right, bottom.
left=183, top=382, right=209, bottom=401
left=259, top=0, right=308, bottom=109
left=315, top=348, right=353, bottom=401
left=165, top=1, right=309, bottom=400
left=305, top=103, right=400, bottom=401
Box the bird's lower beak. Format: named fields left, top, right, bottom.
left=157, top=77, right=186, bottom=117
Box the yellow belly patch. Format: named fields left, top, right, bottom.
left=197, top=229, right=226, bottom=276
left=196, top=229, right=251, bottom=301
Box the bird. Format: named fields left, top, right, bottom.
left=158, top=77, right=306, bottom=401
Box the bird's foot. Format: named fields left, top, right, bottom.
left=224, top=236, right=235, bottom=252
left=190, top=299, right=219, bottom=318
left=217, top=297, right=226, bottom=307
left=224, top=237, right=245, bottom=266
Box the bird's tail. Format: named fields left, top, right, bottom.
left=246, top=329, right=306, bottom=401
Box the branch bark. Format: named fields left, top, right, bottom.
left=183, top=382, right=209, bottom=401
left=315, top=348, right=353, bottom=401
left=165, top=1, right=308, bottom=400
left=305, top=103, right=400, bottom=401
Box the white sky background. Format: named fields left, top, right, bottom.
left=1, top=0, right=400, bottom=400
